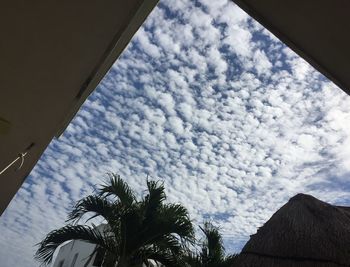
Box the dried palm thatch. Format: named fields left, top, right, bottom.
left=234, top=194, right=350, bottom=267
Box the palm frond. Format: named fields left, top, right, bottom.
left=134, top=203, right=194, bottom=253
left=200, top=221, right=225, bottom=261
left=36, top=176, right=197, bottom=267
left=153, top=235, right=183, bottom=255
left=183, top=252, right=202, bottom=267
left=144, top=180, right=166, bottom=220
left=158, top=204, right=194, bottom=240
left=99, top=173, right=135, bottom=206
left=220, top=254, right=239, bottom=267
left=34, top=225, right=115, bottom=265
left=138, top=246, right=185, bottom=267
left=147, top=251, right=181, bottom=267
left=184, top=222, right=234, bottom=267
left=66, top=195, right=117, bottom=224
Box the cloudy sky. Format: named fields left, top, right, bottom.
left=2, top=0, right=350, bottom=266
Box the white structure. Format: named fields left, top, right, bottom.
left=52, top=240, right=99, bottom=267
left=52, top=224, right=107, bottom=267
left=51, top=225, right=159, bottom=267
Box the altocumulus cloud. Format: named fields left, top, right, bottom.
left=1, top=0, right=350, bottom=266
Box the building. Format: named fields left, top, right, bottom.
left=51, top=225, right=159, bottom=267
left=52, top=241, right=159, bottom=267
left=51, top=224, right=106, bottom=267
left=52, top=239, right=98, bottom=267
left=0, top=0, right=159, bottom=215
left=235, top=194, right=350, bottom=266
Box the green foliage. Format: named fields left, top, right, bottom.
left=184, top=221, right=238, bottom=267
left=35, top=225, right=116, bottom=265
left=99, top=173, right=136, bottom=206
left=35, top=173, right=194, bottom=267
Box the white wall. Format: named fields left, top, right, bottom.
left=52, top=240, right=97, bottom=267
left=52, top=242, right=160, bottom=267
left=52, top=224, right=159, bottom=267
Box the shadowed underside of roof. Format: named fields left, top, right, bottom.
left=232, top=0, right=350, bottom=96
left=0, top=0, right=158, bottom=215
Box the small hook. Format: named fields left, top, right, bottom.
left=16, top=152, right=26, bottom=170
left=0, top=143, right=34, bottom=176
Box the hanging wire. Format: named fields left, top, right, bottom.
left=0, top=143, right=34, bottom=176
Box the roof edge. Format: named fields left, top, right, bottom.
left=232, top=0, right=349, bottom=95
left=240, top=251, right=347, bottom=266
left=55, top=0, right=159, bottom=137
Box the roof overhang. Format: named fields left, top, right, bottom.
left=0, top=0, right=158, bottom=215
left=232, top=0, right=350, bottom=95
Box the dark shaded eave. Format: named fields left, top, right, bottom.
left=0, top=0, right=159, bottom=215
left=232, top=0, right=350, bottom=96
left=56, top=0, right=159, bottom=136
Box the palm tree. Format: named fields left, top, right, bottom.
left=35, top=174, right=194, bottom=267
left=185, top=222, right=237, bottom=267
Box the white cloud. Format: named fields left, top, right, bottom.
left=253, top=49, right=272, bottom=75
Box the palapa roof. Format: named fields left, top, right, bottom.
left=235, top=194, right=350, bottom=267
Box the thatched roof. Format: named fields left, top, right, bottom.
left=235, top=194, right=350, bottom=267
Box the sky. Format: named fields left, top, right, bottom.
left=1, top=0, right=350, bottom=266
